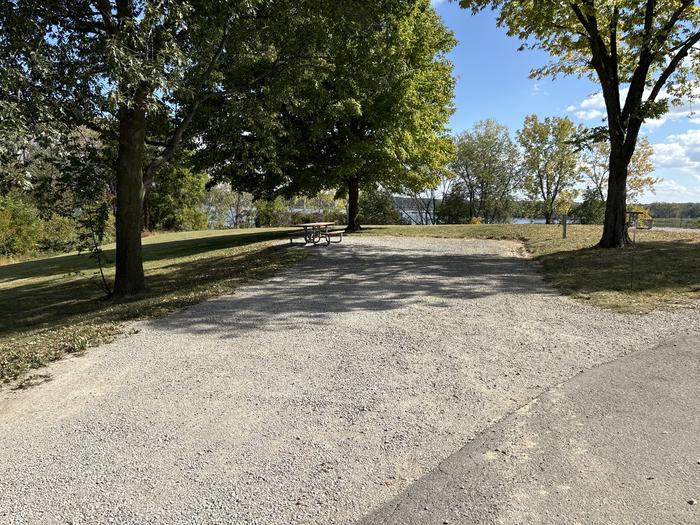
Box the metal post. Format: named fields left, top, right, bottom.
left=562, top=214, right=567, bottom=239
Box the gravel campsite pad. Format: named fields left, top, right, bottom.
left=1, top=236, right=698, bottom=524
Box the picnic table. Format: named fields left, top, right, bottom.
left=289, top=221, right=343, bottom=245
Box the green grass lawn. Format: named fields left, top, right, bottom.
left=652, top=217, right=700, bottom=229
left=356, top=224, right=700, bottom=313
left=0, top=228, right=304, bottom=383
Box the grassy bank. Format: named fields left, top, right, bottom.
left=1, top=228, right=303, bottom=383
left=652, top=217, right=700, bottom=229
left=357, top=224, right=700, bottom=313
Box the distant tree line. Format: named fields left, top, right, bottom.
left=436, top=115, right=658, bottom=226
left=647, top=203, right=700, bottom=219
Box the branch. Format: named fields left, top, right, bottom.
left=647, top=31, right=700, bottom=103
left=92, top=0, right=116, bottom=34
left=143, top=20, right=231, bottom=186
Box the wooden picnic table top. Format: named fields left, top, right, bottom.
left=298, top=222, right=336, bottom=227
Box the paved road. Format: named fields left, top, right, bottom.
left=0, top=236, right=698, bottom=524
left=360, top=334, right=700, bottom=525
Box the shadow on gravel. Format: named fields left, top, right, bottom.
left=157, top=242, right=555, bottom=336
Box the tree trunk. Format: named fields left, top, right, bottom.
left=113, top=101, right=147, bottom=297
left=544, top=213, right=552, bottom=225
left=346, top=176, right=361, bottom=232
left=598, top=146, right=631, bottom=248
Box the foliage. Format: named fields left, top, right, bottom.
left=39, top=214, right=79, bottom=253
left=201, top=0, right=456, bottom=229
left=144, top=156, right=208, bottom=231
left=647, top=202, right=700, bottom=219
left=458, top=0, right=700, bottom=247
left=205, top=186, right=255, bottom=229
left=581, top=137, right=660, bottom=203
left=0, top=193, right=43, bottom=256
left=437, top=187, right=471, bottom=224
left=255, top=197, right=288, bottom=227
left=517, top=115, right=581, bottom=224
left=449, top=120, right=521, bottom=223
left=358, top=190, right=404, bottom=225
left=2, top=0, right=338, bottom=294
left=573, top=189, right=606, bottom=225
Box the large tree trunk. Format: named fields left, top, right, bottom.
left=598, top=146, right=631, bottom=248
left=346, top=176, right=361, bottom=232
left=113, top=101, right=147, bottom=297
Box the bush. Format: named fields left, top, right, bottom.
left=0, top=194, right=44, bottom=256
left=39, top=214, right=79, bottom=252
left=175, top=207, right=208, bottom=231
left=255, top=197, right=288, bottom=227
left=358, top=189, right=403, bottom=225
left=572, top=189, right=605, bottom=225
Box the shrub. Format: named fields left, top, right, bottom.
left=39, top=214, right=79, bottom=252
left=572, top=189, right=605, bottom=225
left=255, top=197, right=287, bottom=227
left=358, top=189, right=403, bottom=225
left=0, top=194, right=44, bottom=256
left=176, top=207, right=208, bottom=231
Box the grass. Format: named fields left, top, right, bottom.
left=355, top=224, right=700, bottom=313
left=652, top=217, right=700, bottom=229
left=3, top=223, right=698, bottom=383
left=0, top=228, right=305, bottom=383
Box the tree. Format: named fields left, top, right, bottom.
left=2, top=0, right=238, bottom=295
left=143, top=155, right=208, bottom=231
left=201, top=0, right=456, bottom=232
left=450, top=120, right=522, bottom=223
left=358, top=189, right=404, bottom=225
left=581, top=137, right=660, bottom=203
left=205, top=186, right=254, bottom=229
left=573, top=188, right=607, bottom=224
left=459, top=0, right=700, bottom=247
left=517, top=115, right=581, bottom=224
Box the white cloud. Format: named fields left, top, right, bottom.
left=652, top=142, right=699, bottom=171
left=654, top=128, right=700, bottom=173
left=575, top=109, right=603, bottom=120
left=648, top=178, right=700, bottom=202
left=567, top=86, right=700, bottom=129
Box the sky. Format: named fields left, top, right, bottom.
left=433, top=0, right=700, bottom=203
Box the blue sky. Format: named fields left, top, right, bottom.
left=434, top=0, right=700, bottom=203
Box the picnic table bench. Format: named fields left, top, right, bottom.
left=289, top=222, right=343, bottom=245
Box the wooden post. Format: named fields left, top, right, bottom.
left=562, top=214, right=567, bottom=239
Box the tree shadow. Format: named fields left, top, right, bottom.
left=538, top=240, right=700, bottom=296
left=0, top=229, right=294, bottom=283
left=155, top=241, right=553, bottom=337
left=0, top=243, right=296, bottom=336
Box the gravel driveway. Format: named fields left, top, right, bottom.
left=1, top=236, right=698, bottom=524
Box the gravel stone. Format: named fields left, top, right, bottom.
left=0, top=236, right=698, bottom=524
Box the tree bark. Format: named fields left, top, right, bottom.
left=113, top=99, right=147, bottom=297
left=598, top=146, right=631, bottom=248
left=346, top=176, right=361, bottom=232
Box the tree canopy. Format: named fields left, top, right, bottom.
left=581, top=137, right=659, bottom=203
left=200, top=0, right=456, bottom=231
left=2, top=0, right=445, bottom=293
